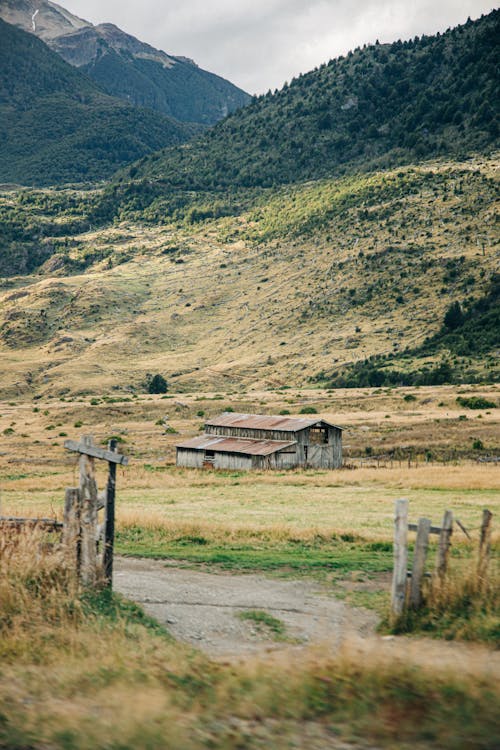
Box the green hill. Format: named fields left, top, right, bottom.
left=122, top=11, right=499, bottom=192
left=0, top=19, right=198, bottom=186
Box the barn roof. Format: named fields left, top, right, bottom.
left=205, top=413, right=343, bottom=432
left=176, top=435, right=297, bottom=457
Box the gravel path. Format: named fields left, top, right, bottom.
left=114, top=556, right=378, bottom=658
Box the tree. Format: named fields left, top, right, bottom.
left=444, top=301, right=464, bottom=330
left=148, top=374, right=168, bottom=394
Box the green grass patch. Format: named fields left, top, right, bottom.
left=116, top=527, right=393, bottom=576
left=237, top=609, right=287, bottom=640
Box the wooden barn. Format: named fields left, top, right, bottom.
left=176, top=413, right=343, bottom=470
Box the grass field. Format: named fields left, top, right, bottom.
left=1, top=386, right=497, bottom=588
left=0, top=386, right=499, bottom=748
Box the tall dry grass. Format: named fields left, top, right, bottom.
left=0, top=529, right=499, bottom=749
left=390, top=549, right=499, bottom=644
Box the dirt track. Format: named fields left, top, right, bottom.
left=114, top=556, right=378, bottom=658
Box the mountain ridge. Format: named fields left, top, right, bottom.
left=0, top=0, right=250, bottom=125
left=0, top=18, right=199, bottom=186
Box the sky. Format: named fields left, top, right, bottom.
left=61, top=1, right=496, bottom=94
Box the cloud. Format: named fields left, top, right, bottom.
left=61, top=0, right=495, bottom=93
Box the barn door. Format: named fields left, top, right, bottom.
left=307, top=445, right=331, bottom=468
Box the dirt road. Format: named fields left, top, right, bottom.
left=114, top=556, right=378, bottom=658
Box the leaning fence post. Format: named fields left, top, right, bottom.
left=79, top=436, right=98, bottom=587
left=410, top=517, right=431, bottom=609
left=391, top=498, right=409, bottom=617
left=63, top=487, right=81, bottom=576
left=103, top=438, right=117, bottom=588
left=478, top=509, right=493, bottom=580
left=435, top=510, right=453, bottom=579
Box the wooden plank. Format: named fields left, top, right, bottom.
left=408, top=523, right=442, bottom=535
left=64, top=439, right=128, bottom=465
left=79, top=437, right=99, bottom=587
left=410, top=517, right=431, bottom=609
left=455, top=518, right=472, bottom=540
left=435, top=510, right=453, bottom=579
left=62, top=488, right=81, bottom=574
left=478, top=509, right=493, bottom=579
left=391, top=498, right=409, bottom=617
left=103, top=438, right=117, bottom=588
left=0, top=517, right=63, bottom=531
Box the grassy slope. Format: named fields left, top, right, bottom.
left=0, top=157, right=498, bottom=395
left=0, top=19, right=197, bottom=186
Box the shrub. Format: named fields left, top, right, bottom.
left=444, top=301, right=464, bottom=330
left=148, top=374, right=168, bottom=394
left=472, top=439, right=484, bottom=450
left=456, top=396, right=496, bottom=409
left=300, top=406, right=318, bottom=414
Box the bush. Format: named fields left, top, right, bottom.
left=300, top=406, right=318, bottom=414
left=444, top=301, right=464, bottom=330
left=456, top=396, right=496, bottom=409
left=472, top=439, right=484, bottom=450
left=148, top=374, right=168, bottom=394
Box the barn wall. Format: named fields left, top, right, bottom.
left=176, top=448, right=204, bottom=468
left=206, top=425, right=293, bottom=441
left=251, top=450, right=298, bottom=470
left=213, top=452, right=253, bottom=470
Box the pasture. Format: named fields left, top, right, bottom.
left=0, top=384, right=499, bottom=749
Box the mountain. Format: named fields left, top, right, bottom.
left=121, top=11, right=499, bottom=191
left=0, top=0, right=250, bottom=125
left=0, top=18, right=198, bottom=186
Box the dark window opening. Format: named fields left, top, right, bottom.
left=310, top=427, right=328, bottom=445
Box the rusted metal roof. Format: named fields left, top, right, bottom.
left=205, top=413, right=343, bottom=432
left=176, top=435, right=297, bottom=456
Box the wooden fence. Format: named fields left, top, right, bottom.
left=391, top=498, right=494, bottom=617
left=0, top=435, right=128, bottom=589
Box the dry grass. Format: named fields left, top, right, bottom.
left=0, top=158, right=498, bottom=397
left=390, top=552, right=500, bottom=644
left=1, top=531, right=499, bottom=750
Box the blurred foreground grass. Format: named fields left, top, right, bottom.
left=0, top=529, right=499, bottom=750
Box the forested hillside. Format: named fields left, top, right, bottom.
left=0, top=19, right=198, bottom=186
left=123, top=11, right=499, bottom=191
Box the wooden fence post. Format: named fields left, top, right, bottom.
left=478, top=509, right=493, bottom=579
left=410, top=517, right=431, bottom=608
left=435, top=510, right=453, bottom=579
left=79, top=436, right=98, bottom=587
left=63, top=487, right=81, bottom=575
left=103, top=438, right=117, bottom=588
left=391, top=498, right=409, bottom=617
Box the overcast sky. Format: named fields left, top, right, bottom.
left=61, top=1, right=496, bottom=94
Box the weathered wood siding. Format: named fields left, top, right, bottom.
left=177, top=448, right=253, bottom=470
left=176, top=448, right=204, bottom=469
left=178, top=423, right=342, bottom=470
left=212, top=452, right=253, bottom=470
left=206, top=425, right=294, bottom=441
